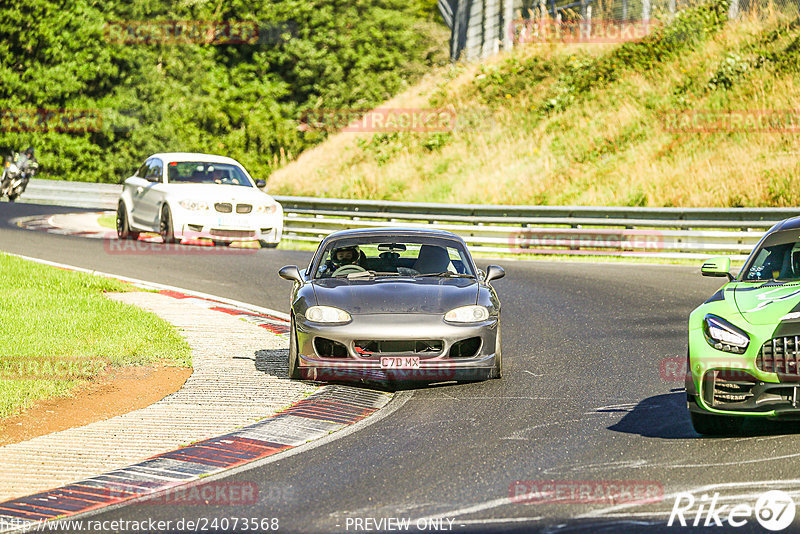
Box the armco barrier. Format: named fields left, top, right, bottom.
left=11, top=178, right=800, bottom=258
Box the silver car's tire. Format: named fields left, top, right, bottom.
left=490, top=325, right=503, bottom=379
left=288, top=316, right=302, bottom=379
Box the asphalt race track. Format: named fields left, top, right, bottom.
left=3, top=202, right=799, bottom=533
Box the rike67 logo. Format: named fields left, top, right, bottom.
left=668, top=490, right=796, bottom=530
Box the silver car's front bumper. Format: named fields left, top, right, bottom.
left=295, top=313, right=499, bottom=382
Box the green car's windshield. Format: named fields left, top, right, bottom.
left=743, top=231, right=800, bottom=282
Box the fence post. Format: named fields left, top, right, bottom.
left=449, top=0, right=471, bottom=60
left=503, top=0, right=515, bottom=50
left=642, top=0, right=650, bottom=22
left=482, top=0, right=501, bottom=57
left=728, top=0, right=740, bottom=19
left=622, top=0, right=628, bottom=22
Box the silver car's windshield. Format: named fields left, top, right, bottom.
left=314, top=239, right=475, bottom=279
left=167, top=161, right=253, bottom=187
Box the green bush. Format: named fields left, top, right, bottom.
left=0, top=0, right=447, bottom=183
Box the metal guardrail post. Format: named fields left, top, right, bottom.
left=14, top=179, right=799, bottom=259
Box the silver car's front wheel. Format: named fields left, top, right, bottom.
left=491, top=325, right=503, bottom=379
left=288, top=316, right=302, bottom=379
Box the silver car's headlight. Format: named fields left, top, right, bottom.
left=255, top=203, right=279, bottom=215
left=306, top=306, right=351, bottom=323
left=445, top=305, right=489, bottom=323
left=703, top=314, right=749, bottom=354
left=179, top=199, right=211, bottom=211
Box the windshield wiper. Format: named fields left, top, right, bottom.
left=345, top=270, right=402, bottom=279
left=414, top=272, right=475, bottom=278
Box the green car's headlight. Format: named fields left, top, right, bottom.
left=445, top=305, right=489, bottom=323
left=306, top=306, right=351, bottom=323
left=703, top=314, right=749, bottom=354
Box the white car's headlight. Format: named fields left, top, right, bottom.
left=445, top=305, right=489, bottom=323
left=179, top=199, right=211, bottom=211
left=255, top=203, right=279, bottom=215
left=305, top=306, right=351, bottom=323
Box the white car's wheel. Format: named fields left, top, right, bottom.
left=116, top=202, right=139, bottom=240
left=159, top=205, right=177, bottom=244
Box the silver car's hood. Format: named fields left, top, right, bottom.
left=311, top=277, right=479, bottom=315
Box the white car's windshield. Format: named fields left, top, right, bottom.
left=167, top=161, right=253, bottom=187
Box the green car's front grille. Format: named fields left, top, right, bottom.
left=757, top=336, right=800, bottom=377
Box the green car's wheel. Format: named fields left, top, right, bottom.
left=288, top=316, right=302, bottom=379
left=690, top=411, right=744, bottom=436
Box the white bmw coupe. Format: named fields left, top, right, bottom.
left=116, top=152, right=283, bottom=247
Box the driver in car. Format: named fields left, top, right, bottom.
left=320, top=245, right=363, bottom=276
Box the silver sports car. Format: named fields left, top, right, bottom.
left=278, top=228, right=505, bottom=384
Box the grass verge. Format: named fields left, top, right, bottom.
left=0, top=253, right=191, bottom=419
left=269, top=0, right=800, bottom=207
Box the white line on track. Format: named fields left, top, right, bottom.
left=414, top=496, right=517, bottom=523
left=8, top=253, right=290, bottom=320
left=577, top=478, right=800, bottom=519
left=456, top=517, right=544, bottom=525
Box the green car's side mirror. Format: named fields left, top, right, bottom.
left=701, top=256, right=733, bottom=281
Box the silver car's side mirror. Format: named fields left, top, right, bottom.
left=485, top=265, right=505, bottom=283
left=279, top=265, right=304, bottom=283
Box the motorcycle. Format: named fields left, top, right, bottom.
left=1, top=151, right=37, bottom=202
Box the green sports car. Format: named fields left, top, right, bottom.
left=688, top=218, right=800, bottom=435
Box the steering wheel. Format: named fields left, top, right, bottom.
left=332, top=264, right=366, bottom=277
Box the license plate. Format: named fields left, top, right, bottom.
left=380, top=357, right=420, bottom=369
left=217, top=216, right=248, bottom=227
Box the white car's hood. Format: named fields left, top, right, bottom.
left=164, top=183, right=275, bottom=204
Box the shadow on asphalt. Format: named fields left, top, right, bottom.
left=253, top=348, right=498, bottom=394
left=254, top=348, right=290, bottom=378
left=607, top=390, right=800, bottom=439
